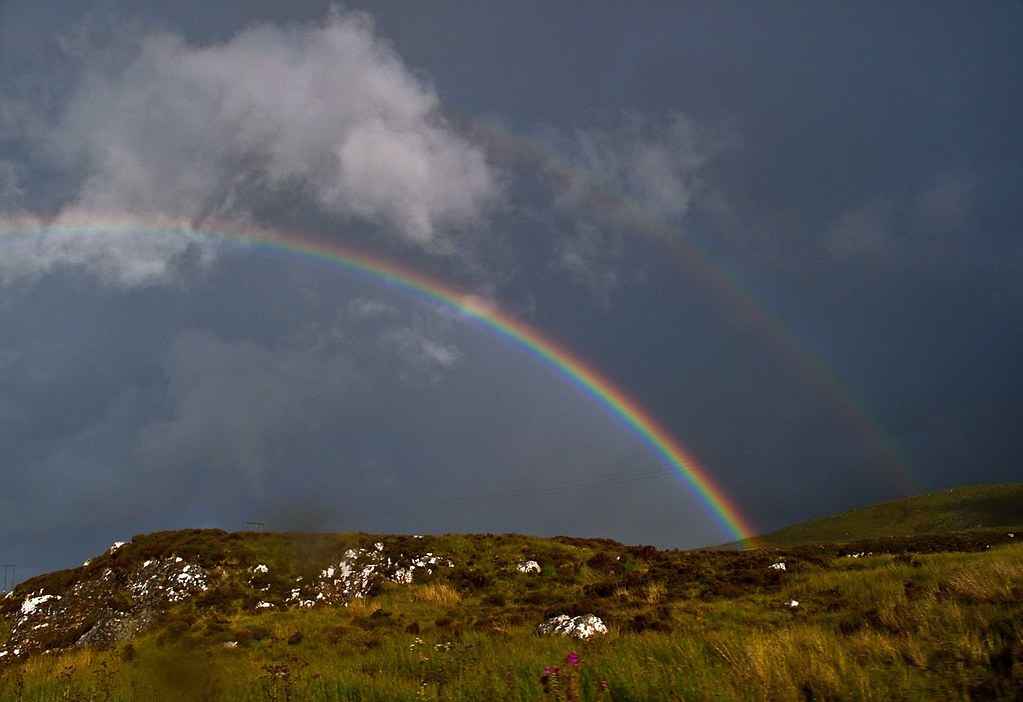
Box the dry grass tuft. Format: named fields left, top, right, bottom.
left=346, top=597, right=382, bottom=617
left=645, top=582, right=667, bottom=604
left=409, top=583, right=461, bottom=606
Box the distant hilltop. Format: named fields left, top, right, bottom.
left=731, top=482, right=1023, bottom=549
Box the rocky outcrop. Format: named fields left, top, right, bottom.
left=1, top=552, right=211, bottom=659
left=535, top=613, right=608, bottom=639
left=0, top=537, right=455, bottom=660
left=285, top=541, right=454, bottom=607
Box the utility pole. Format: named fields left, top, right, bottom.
left=2, top=564, right=15, bottom=593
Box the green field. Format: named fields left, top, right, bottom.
left=1, top=484, right=1021, bottom=701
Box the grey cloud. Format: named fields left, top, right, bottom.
left=0, top=160, right=25, bottom=210
left=552, top=221, right=622, bottom=309
left=134, top=328, right=366, bottom=490
left=4, top=8, right=499, bottom=285
left=554, top=112, right=735, bottom=222
left=55, top=11, right=499, bottom=236
left=825, top=173, right=980, bottom=271
left=826, top=197, right=898, bottom=261
left=532, top=112, right=735, bottom=305
left=910, top=174, right=975, bottom=238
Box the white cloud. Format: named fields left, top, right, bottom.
left=378, top=326, right=461, bottom=385
left=347, top=298, right=394, bottom=320
left=4, top=8, right=499, bottom=285
left=0, top=214, right=209, bottom=287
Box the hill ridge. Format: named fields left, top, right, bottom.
left=735, top=482, right=1023, bottom=549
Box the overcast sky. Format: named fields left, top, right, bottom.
left=1, top=1, right=1020, bottom=582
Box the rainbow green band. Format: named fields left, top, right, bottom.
left=1, top=216, right=759, bottom=545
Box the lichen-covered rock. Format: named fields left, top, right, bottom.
left=536, top=613, right=608, bottom=639
left=0, top=555, right=210, bottom=658
left=516, top=560, right=541, bottom=573
left=285, top=544, right=454, bottom=607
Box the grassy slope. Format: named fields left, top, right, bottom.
left=2, top=484, right=1023, bottom=700
left=2, top=536, right=1021, bottom=700
left=749, top=482, right=1023, bottom=548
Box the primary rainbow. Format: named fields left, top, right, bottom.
left=0, top=215, right=759, bottom=545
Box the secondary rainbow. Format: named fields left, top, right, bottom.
left=470, top=118, right=917, bottom=494
left=0, top=216, right=759, bottom=545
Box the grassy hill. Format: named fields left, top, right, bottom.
left=748, top=482, right=1023, bottom=549
left=1, top=486, right=1022, bottom=700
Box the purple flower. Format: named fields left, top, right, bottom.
left=566, top=651, right=580, bottom=666
left=543, top=666, right=558, bottom=677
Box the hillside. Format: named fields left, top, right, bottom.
left=1, top=490, right=1022, bottom=699
left=746, top=482, right=1023, bottom=548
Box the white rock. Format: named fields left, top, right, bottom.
left=536, top=613, right=608, bottom=639
left=21, top=594, right=59, bottom=615
left=769, top=562, right=786, bottom=571
left=517, top=560, right=542, bottom=574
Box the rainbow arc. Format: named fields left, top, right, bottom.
left=0, top=216, right=759, bottom=545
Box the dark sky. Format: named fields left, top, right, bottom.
left=1, top=1, right=1020, bottom=583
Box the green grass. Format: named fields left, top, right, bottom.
left=746, top=482, right=1023, bottom=548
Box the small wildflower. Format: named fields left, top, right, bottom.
left=543, top=665, right=558, bottom=677
left=566, top=651, right=580, bottom=665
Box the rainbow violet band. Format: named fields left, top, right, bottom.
left=1, top=217, right=759, bottom=545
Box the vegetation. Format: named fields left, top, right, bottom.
left=1, top=485, right=1021, bottom=700
left=746, top=482, right=1023, bottom=548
